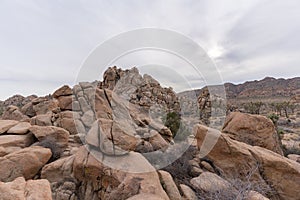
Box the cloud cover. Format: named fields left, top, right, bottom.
left=0, top=0, right=299, bottom=99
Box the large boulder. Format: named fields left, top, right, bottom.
left=41, top=155, right=75, bottom=183
left=0, top=177, right=52, bottom=200
left=30, top=114, right=52, bottom=126
left=194, top=124, right=300, bottom=200
left=52, top=85, right=73, bottom=98
left=0, top=146, right=52, bottom=182
left=73, top=146, right=169, bottom=200
left=222, top=112, right=283, bottom=155
left=29, top=125, right=70, bottom=147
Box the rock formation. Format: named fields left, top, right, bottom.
left=0, top=67, right=299, bottom=200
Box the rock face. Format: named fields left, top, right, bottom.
left=72, top=146, right=170, bottom=200
left=0, top=177, right=52, bottom=200
left=194, top=124, right=300, bottom=200
left=222, top=112, right=284, bottom=155
left=0, top=146, right=52, bottom=182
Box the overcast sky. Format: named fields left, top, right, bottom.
left=0, top=0, right=300, bottom=100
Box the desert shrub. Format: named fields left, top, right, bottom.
left=37, top=137, right=62, bottom=162
left=197, top=165, right=275, bottom=200
left=277, top=129, right=285, bottom=140
left=0, top=107, right=3, bottom=117
left=268, top=113, right=279, bottom=126
left=163, top=112, right=181, bottom=137
left=243, top=102, right=264, bottom=114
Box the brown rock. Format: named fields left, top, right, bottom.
left=73, top=146, right=169, bottom=199
left=58, top=96, right=72, bottom=110
left=53, top=85, right=73, bottom=98
left=194, top=124, right=300, bottom=200
left=288, top=154, right=300, bottom=163
left=0, top=120, right=18, bottom=134
left=29, top=125, right=70, bottom=147
left=126, top=194, right=165, bottom=200
left=33, top=98, right=58, bottom=115
left=94, top=88, right=112, bottom=119
left=222, top=112, right=283, bottom=155
left=246, top=190, right=270, bottom=200
left=190, top=172, right=231, bottom=193
left=158, top=170, right=181, bottom=200
left=149, top=131, right=169, bottom=151
left=179, top=184, right=197, bottom=200
left=7, top=122, right=31, bottom=134
left=0, top=146, right=52, bottom=181
left=30, top=114, right=52, bottom=126
left=41, top=155, right=75, bottom=183
left=0, top=177, right=52, bottom=200
left=1, top=105, right=29, bottom=121
left=0, top=134, right=35, bottom=148
left=25, top=179, right=53, bottom=200
left=56, top=111, right=85, bottom=135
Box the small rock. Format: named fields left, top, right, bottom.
left=190, top=172, right=231, bottom=193
left=179, top=184, right=197, bottom=200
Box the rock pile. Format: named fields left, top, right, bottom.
left=0, top=67, right=299, bottom=200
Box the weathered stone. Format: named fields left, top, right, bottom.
left=194, top=124, right=300, bottom=200
left=222, top=112, right=283, bottom=155
left=190, top=172, right=231, bottom=193
left=7, top=122, right=31, bottom=134
left=41, top=155, right=75, bottom=183
left=53, top=85, right=73, bottom=98
left=73, top=146, right=169, bottom=199
left=158, top=170, right=181, bottom=200
left=0, top=120, right=18, bottom=134
left=1, top=105, right=29, bottom=121
left=0, top=146, right=52, bottom=181
left=149, top=132, right=169, bottom=151
left=29, top=125, right=70, bottom=147
left=0, top=177, right=52, bottom=200
left=81, top=110, right=95, bottom=128
left=0, top=134, right=35, bottom=148
left=179, top=184, right=197, bottom=200
left=31, top=114, right=52, bottom=126
left=288, top=154, right=300, bottom=163
left=58, top=96, right=73, bottom=110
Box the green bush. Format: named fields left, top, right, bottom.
left=163, top=112, right=181, bottom=138
left=267, top=113, right=279, bottom=125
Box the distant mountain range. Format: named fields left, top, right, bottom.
left=179, top=77, right=300, bottom=101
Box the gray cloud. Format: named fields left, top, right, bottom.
left=0, top=0, right=300, bottom=100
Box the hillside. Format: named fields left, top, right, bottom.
left=179, top=76, right=300, bottom=102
